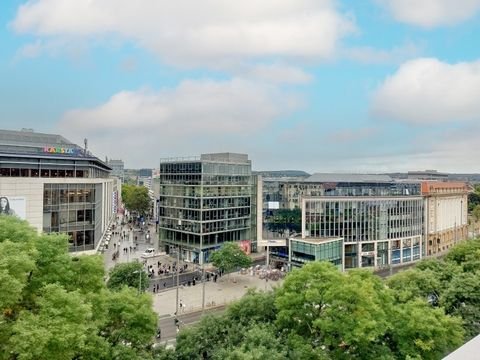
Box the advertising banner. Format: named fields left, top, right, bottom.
left=0, top=196, right=26, bottom=219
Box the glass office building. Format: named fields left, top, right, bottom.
left=0, top=129, right=115, bottom=252
left=159, top=153, right=258, bottom=263
left=303, top=196, right=424, bottom=269
left=289, top=237, right=344, bottom=270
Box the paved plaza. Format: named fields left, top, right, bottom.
left=153, top=272, right=281, bottom=317
left=102, top=216, right=281, bottom=318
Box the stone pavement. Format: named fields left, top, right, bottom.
left=153, top=272, right=283, bottom=317
left=103, top=216, right=163, bottom=271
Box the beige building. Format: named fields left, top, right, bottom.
left=0, top=129, right=117, bottom=253
left=422, top=181, right=469, bottom=256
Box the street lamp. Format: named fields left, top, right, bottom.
left=170, top=245, right=181, bottom=315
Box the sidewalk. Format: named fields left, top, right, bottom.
left=153, top=272, right=282, bottom=317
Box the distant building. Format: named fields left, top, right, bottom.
left=107, top=159, right=125, bottom=182
left=408, top=170, right=448, bottom=181
left=138, top=168, right=153, bottom=190
left=159, top=153, right=260, bottom=263
left=0, top=129, right=115, bottom=253
left=422, top=181, right=469, bottom=256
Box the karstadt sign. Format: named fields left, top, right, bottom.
left=43, top=146, right=82, bottom=155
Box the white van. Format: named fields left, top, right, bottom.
left=141, top=248, right=156, bottom=257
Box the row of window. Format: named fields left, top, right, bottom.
left=0, top=168, right=89, bottom=178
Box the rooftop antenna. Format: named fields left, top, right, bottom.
left=84, top=138, right=88, bottom=156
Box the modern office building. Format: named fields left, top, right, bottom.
left=289, top=236, right=344, bottom=270
left=302, top=196, right=424, bottom=269
left=0, top=129, right=115, bottom=253
left=261, top=174, right=424, bottom=269
left=158, top=153, right=259, bottom=264
left=107, top=159, right=125, bottom=182
left=422, top=181, right=469, bottom=255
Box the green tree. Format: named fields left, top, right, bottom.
left=389, top=299, right=464, bottom=360
left=210, top=242, right=252, bottom=277
left=472, top=205, right=480, bottom=236
left=386, top=268, right=442, bottom=304
left=107, top=261, right=149, bottom=292
left=0, top=216, right=160, bottom=359
left=122, top=184, right=151, bottom=215
left=8, top=284, right=92, bottom=360
left=441, top=271, right=480, bottom=339
left=102, top=287, right=158, bottom=350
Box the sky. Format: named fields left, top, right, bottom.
left=1, top=0, right=480, bottom=173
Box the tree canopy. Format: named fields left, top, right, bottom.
left=0, top=215, right=161, bottom=360
left=107, top=261, right=149, bottom=292
left=175, top=256, right=469, bottom=359
left=122, top=184, right=152, bottom=215
left=210, top=242, right=253, bottom=274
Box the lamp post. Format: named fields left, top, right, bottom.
left=173, top=246, right=180, bottom=315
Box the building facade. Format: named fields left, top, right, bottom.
left=302, top=196, right=424, bottom=269
left=158, top=153, right=259, bottom=264
left=0, top=129, right=115, bottom=253
left=422, top=181, right=469, bottom=255
left=289, top=236, right=344, bottom=270
left=278, top=173, right=420, bottom=210
left=107, top=159, right=125, bottom=183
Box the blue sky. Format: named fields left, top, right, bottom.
left=1, top=0, right=480, bottom=172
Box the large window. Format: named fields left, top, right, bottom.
left=43, top=183, right=97, bottom=251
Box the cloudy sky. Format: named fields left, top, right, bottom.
left=1, top=0, right=479, bottom=172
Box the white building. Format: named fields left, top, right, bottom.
left=0, top=129, right=116, bottom=253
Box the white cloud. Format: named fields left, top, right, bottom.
left=242, top=63, right=312, bottom=84
left=371, top=58, right=480, bottom=124
left=343, top=42, right=421, bottom=64
left=58, top=78, right=301, bottom=167
left=329, top=127, right=378, bottom=143
left=378, top=0, right=480, bottom=28
left=12, top=0, right=355, bottom=67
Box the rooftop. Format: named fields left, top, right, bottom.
left=0, top=128, right=74, bottom=148
left=305, top=173, right=393, bottom=183
left=291, top=236, right=343, bottom=244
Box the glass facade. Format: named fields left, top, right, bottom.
left=290, top=238, right=343, bottom=270
left=279, top=180, right=421, bottom=210
left=43, top=183, right=102, bottom=252
left=159, top=154, right=256, bottom=263
left=304, top=197, right=424, bottom=268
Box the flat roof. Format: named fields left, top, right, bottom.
left=306, top=173, right=393, bottom=183
left=291, top=237, right=343, bottom=245
left=0, top=129, right=110, bottom=170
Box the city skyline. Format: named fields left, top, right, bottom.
left=1, top=1, right=480, bottom=172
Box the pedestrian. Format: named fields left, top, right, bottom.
left=153, top=286, right=156, bottom=293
